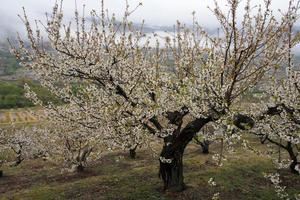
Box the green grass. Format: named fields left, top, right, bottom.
left=0, top=79, right=61, bottom=109
left=0, top=141, right=299, bottom=200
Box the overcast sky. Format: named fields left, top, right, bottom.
left=0, top=0, right=296, bottom=37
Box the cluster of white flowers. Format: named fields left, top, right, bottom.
left=211, top=192, right=220, bottom=200
left=253, top=62, right=300, bottom=174
left=274, top=159, right=293, bottom=170
left=264, top=173, right=290, bottom=200
left=159, top=156, right=173, bottom=164
left=208, top=177, right=217, bottom=187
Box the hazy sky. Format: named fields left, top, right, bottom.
left=0, top=0, right=296, bottom=36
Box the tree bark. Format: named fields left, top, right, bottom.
left=159, top=145, right=185, bottom=192
left=159, top=117, right=212, bottom=191
left=129, top=148, right=137, bottom=159
left=200, top=140, right=210, bottom=154
left=286, top=142, right=299, bottom=174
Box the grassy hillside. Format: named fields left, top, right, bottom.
left=0, top=141, right=299, bottom=200
left=0, top=79, right=61, bottom=109
left=0, top=50, right=20, bottom=75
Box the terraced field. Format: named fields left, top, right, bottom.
left=0, top=109, right=44, bottom=125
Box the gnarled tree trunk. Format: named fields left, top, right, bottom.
left=159, top=143, right=185, bottom=191
left=157, top=113, right=256, bottom=191
left=159, top=117, right=212, bottom=191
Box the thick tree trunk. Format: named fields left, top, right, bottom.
left=0, top=170, right=3, bottom=177
left=159, top=117, right=212, bottom=191
left=159, top=143, right=185, bottom=191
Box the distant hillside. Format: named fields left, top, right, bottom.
left=0, top=49, right=20, bottom=76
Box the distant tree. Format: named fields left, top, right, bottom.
left=253, top=20, right=300, bottom=174
left=0, top=126, right=50, bottom=172
left=23, top=89, right=107, bottom=173
left=194, top=137, right=211, bottom=154
left=193, top=125, right=215, bottom=154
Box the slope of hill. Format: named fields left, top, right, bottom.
left=0, top=141, right=299, bottom=200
